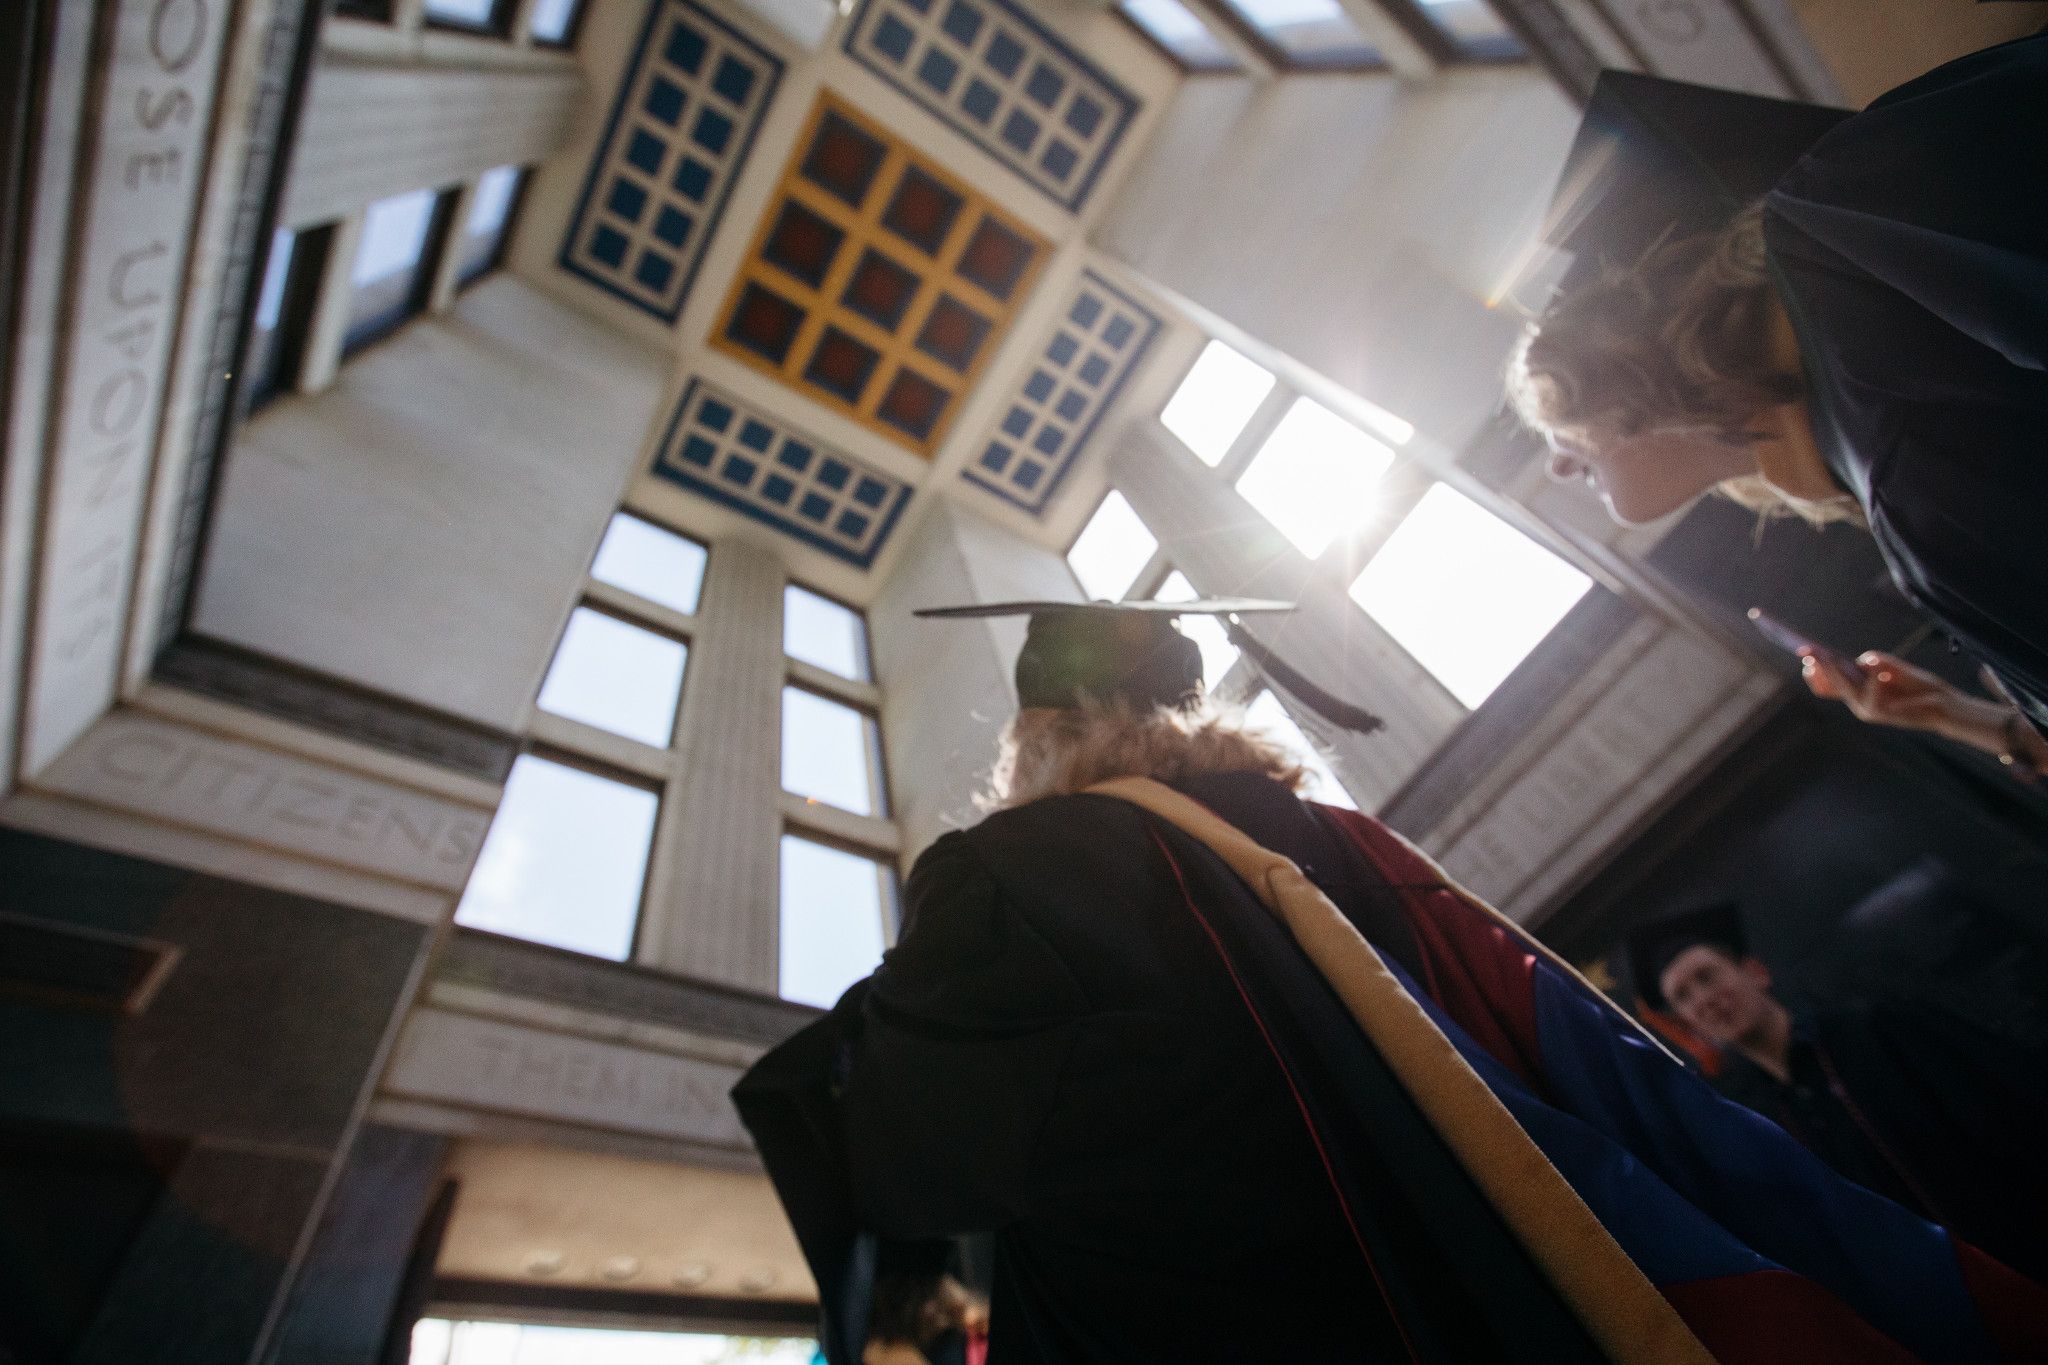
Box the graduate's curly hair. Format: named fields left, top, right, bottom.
left=1506, top=203, right=1853, bottom=526
left=981, top=696, right=1311, bottom=811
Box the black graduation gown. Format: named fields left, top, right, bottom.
left=1710, top=1004, right=2048, bottom=1283
left=734, top=773, right=1599, bottom=1364
left=1761, top=32, right=2048, bottom=728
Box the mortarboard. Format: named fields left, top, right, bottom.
left=1622, top=902, right=1750, bottom=1012
left=915, top=599, right=1384, bottom=735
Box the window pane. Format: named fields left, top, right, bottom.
left=779, top=836, right=892, bottom=1010
left=1067, top=491, right=1157, bottom=600
left=590, top=513, right=707, bottom=616
left=414, top=1319, right=818, bottom=1365
left=1349, top=484, right=1591, bottom=708
left=245, top=228, right=297, bottom=406
left=1416, top=0, right=1524, bottom=58
left=1246, top=690, right=1356, bottom=809
left=1119, top=0, right=1237, bottom=68
left=454, top=756, right=657, bottom=960
left=536, top=607, right=688, bottom=748
left=457, top=166, right=523, bottom=286
left=423, top=0, right=500, bottom=26
left=782, top=688, right=883, bottom=816
left=529, top=0, right=582, bottom=42
left=345, top=188, right=441, bottom=352
left=784, top=586, right=870, bottom=681
left=1155, top=571, right=1241, bottom=689
left=1219, top=0, right=1378, bottom=63
left=1160, top=340, right=1275, bottom=466
left=1235, top=397, right=1395, bottom=559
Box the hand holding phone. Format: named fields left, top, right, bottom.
left=1746, top=607, right=1868, bottom=683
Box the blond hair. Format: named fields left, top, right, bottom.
left=981, top=698, right=1309, bottom=811
left=1506, top=204, right=1851, bottom=525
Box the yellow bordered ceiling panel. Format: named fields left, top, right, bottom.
left=710, top=92, right=1052, bottom=460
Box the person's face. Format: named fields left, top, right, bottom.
left=1658, top=944, right=1778, bottom=1045
left=1546, top=428, right=1758, bottom=526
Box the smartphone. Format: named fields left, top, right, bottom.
left=1746, top=607, right=1868, bottom=683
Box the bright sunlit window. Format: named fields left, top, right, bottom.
left=782, top=687, right=884, bottom=816
left=456, top=165, right=524, bottom=287
left=412, top=1318, right=816, bottom=1365
left=1160, top=340, right=1276, bottom=466
left=423, top=0, right=503, bottom=28
left=345, top=187, right=442, bottom=352
left=1234, top=397, right=1395, bottom=560
left=1119, top=0, right=1237, bottom=69
left=1068, top=491, right=1157, bottom=600
left=1349, top=484, right=1591, bottom=708
left=536, top=608, right=688, bottom=748
left=779, top=835, right=893, bottom=1010
left=528, top=0, right=584, bottom=44
left=454, top=755, right=658, bottom=960
left=1246, top=691, right=1356, bottom=809
left=591, top=514, right=707, bottom=616
left=1154, top=571, right=1240, bottom=689
left=1219, top=0, right=1378, bottom=64
left=785, top=586, right=870, bottom=681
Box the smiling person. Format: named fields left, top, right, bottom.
left=1630, top=904, right=2048, bottom=1284
left=1507, top=33, right=2048, bottom=753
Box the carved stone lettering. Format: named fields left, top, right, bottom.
left=22, top=0, right=229, bottom=773
left=384, top=1010, right=752, bottom=1148
left=37, top=710, right=494, bottom=891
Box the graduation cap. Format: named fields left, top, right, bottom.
left=915, top=599, right=1385, bottom=735
left=1541, top=70, right=1850, bottom=277
left=1622, top=902, right=1750, bottom=1012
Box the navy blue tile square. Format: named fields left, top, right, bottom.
left=1102, top=314, right=1135, bottom=348
left=590, top=225, right=630, bottom=268
left=1066, top=94, right=1105, bottom=139
left=1077, top=352, right=1112, bottom=386
left=873, top=12, right=916, bottom=61
left=635, top=250, right=675, bottom=292
left=607, top=177, right=650, bottom=223
left=644, top=76, right=686, bottom=126
left=713, top=55, right=757, bottom=104
left=778, top=439, right=815, bottom=472
left=1000, top=108, right=1040, bottom=154
left=799, top=492, right=834, bottom=522
left=940, top=0, right=984, bottom=46
left=985, top=29, right=1024, bottom=77
left=653, top=205, right=694, bottom=247
left=836, top=510, right=872, bottom=538
left=1023, top=62, right=1065, bottom=109
left=721, top=453, right=759, bottom=485
left=665, top=22, right=708, bottom=74
left=1045, top=332, right=1079, bottom=366
left=626, top=129, right=666, bottom=174
left=673, top=157, right=714, bottom=202
left=816, top=459, right=852, bottom=491
left=1001, top=405, right=1033, bottom=438
left=739, top=418, right=775, bottom=452
left=761, top=473, right=797, bottom=505
left=698, top=397, right=735, bottom=431
left=918, top=47, right=961, bottom=95
left=961, top=78, right=1000, bottom=124
left=1055, top=388, right=1088, bottom=422
left=1033, top=425, right=1064, bottom=456
left=692, top=108, right=734, bottom=155
left=853, top=476, right=889, bottom=508
left=1014, top=459, right=1044, bottom=490
left=681, top=433, right=719, bottom=466
left=981, top=442, right=1013, bottom=473
left=1022, top=369, right=1055, bottom=402
left=1041, top=139, right=1079, bottom=182
left=1069, top=292, right=1103, bottom=328
left=901, top=0, right=934, bottom=12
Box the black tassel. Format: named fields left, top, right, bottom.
left=1224, top=620, right=1385, bottom=736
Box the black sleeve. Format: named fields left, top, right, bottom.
left=838, top=830, right=1091, bottom=1238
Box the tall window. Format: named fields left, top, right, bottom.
left=243, top=225, right=329, bottom=410
left=535, top=607, right=689, bottom=748
left=422, top=0, right=512, bottom=35
left=410, top=1319, right=815, bottom=1365
left=781, top=688, right=885, bottom=817
left=778, top=835, right=894, bottom=1009
left=1234, top=397, right=1394, bottom=559
left=1160, top=340, right=1274, bottom=466
left=528, top=0, right=586, bottom=45
left=1153, top=570, right=1241, bottom=689
left=590, top=512, right=708, bottom=616
left=1349, top=484, right=1589, bottom=707
left=784, top=586, right=871, bottom=682
left=344, top=188, right=451, bottom=355
left=454, top=166, right=526, bottom=289
left=1412, top=0, right=1523, bottom=59
left=1067, top=491, right=1157, bottom=600
left=1216, top=0, right=1380, bottom=67
left=1118, top=0, right=1239, bottom=69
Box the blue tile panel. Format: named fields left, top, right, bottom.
left=843, top=0, right=1138, bottom=212
left=560, top=0, right=781, bottom=322
left=654, top=379, right=914, bottom=568
left=963, top=270, right=1160, bottom=514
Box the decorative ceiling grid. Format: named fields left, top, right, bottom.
left=710, top=93, right=1053, bottom=461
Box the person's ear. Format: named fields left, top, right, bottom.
left=1740, top=956, right=1773, bottom=991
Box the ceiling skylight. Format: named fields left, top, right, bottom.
left=1348, top=484, right=1590, bottom=709
left=1234, top=397, right=1395, bottom=559
left=1068, top=490, right=1157, bottom=600
left=1160, top=340, right=1275, bottom=466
